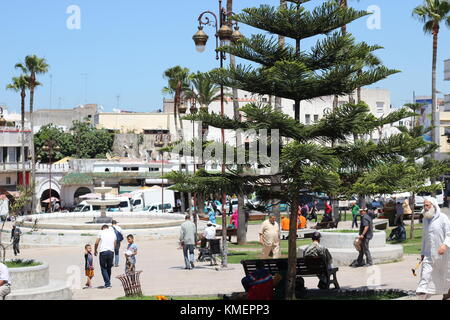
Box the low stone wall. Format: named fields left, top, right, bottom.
left=8, top=262, right=49, bottom=290
left=298, top=230, right=404, bottom=267
left=2, top=225, right=182, bottom=247
left=6, top=261, right=72, bottom=300
left=17, top=211, right=185, bottom=223
left=319, top=230, right=387, bottom=249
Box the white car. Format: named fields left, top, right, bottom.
left=145, top=203, right=173, bottom=213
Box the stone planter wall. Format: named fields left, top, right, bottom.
left=8, top=262, right=49, bottom=290
left=6, top=261, right=72, bottom=300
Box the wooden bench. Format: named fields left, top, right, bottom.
left=216, top=228, right=237, bottom=242
left=248, top=214, right=266, bottom=222
left=280, top=229, right=316, bottom=240
left=314, top=221, right=339, bottom=230
left=373, top=219, right=389, bottom=230
left=241, top=257, right=340, bottom=290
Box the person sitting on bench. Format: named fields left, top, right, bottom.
left=303, top=231, right=334, bottom=289
left=281, top=216, right=290, bottom=231
left=197, top=222, right=216, bottom=261
left=241, top=260, right=274, bottom=300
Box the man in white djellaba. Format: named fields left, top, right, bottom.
left=416, top=197, right=450, bottom=300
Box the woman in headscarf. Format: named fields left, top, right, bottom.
left=416, top=197, right=450, bottom=300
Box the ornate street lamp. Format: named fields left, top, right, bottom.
left=41, top=140, right=60, bottom=213
left=192, top=0, right=243, bottom=269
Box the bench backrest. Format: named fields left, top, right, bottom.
left=242, top=257, right=328, bottom=277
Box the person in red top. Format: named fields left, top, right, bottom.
left=241, top=261, right=274, bottom=300
left=323, top=201, right=333, bottom=222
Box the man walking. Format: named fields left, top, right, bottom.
left=179, top=214, right=197, bottom=270
left=0, top=262, right=11, bottom=300
left=94, top=225, right=116, bottom=289
left=351, top=201, right=360, bottom=229
left=259, top=214, right=280, bottom=259
left=394, top=199, right=404, bottom=226
left=11, top=224, right=22, bottom=256
left=111, top=220, right=124, bottom=267
left=355, top=208, right=373, bottom=267
left=416, top=197, right=450, bottom=300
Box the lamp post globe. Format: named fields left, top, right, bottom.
left=217, top=24, right=233, bottom=44
left=193, top=26, right=209, bottom=53
left=231, top=26, right=244, bottom=43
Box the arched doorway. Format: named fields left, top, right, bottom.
left=40, top=189, right=61, bottom=213
left=73, top=187, right=91, bottom=206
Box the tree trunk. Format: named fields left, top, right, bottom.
left=409, top=194, right=415, bottom=240
left=237, top=194, right=246, bottom=244
left=227, top=0, right=247, bottom=245
left=30, top=76, right=36, bottom=214
left=431, top=27, right=439, bottom=156
left=21, top=91, right=26, bottom=191
left=286, top=194, right=299, bottom=300
left=272, top=0, right=286, bottom=221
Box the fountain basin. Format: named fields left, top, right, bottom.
left=5, top=212, right=186, bottom=247
left=298, top=230, right=404, bottom=266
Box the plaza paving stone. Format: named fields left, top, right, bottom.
left=4, top=208, right=449, bottom=300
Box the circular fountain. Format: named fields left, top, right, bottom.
left=3, top=181, right=186, bottom=247
left=87, top=182, right=120, bottom=224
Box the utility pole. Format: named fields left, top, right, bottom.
left=81, top=73, right=88, bottom=104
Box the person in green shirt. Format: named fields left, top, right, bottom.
left=351, top=202, right=360, bottom=229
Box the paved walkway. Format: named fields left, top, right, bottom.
left=7, top=222, right=441, bottom=300
left=5, top=208, right=450, bottom=300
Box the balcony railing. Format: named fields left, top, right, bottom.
left=0, top=162, right=32, bottom=171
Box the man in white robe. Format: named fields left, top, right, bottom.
left=416, top=197, right=450, bottom=300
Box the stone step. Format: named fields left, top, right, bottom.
left=5, top=280, right=72, bottom=300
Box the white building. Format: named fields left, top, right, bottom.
left=0, top=106, right=32, bottom=195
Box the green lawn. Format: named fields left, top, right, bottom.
left=301, top=292, right=406, bottom=300
left=213, top=217, right=263, bottom=226
left=387, top=225, right=423, bottom=255
left=5, top=259, right=41, bottom=268
left=227, top=239, right=312, bottom=264
left=117, top=295, right=219, bottom=301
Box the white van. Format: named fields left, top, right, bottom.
left=74, top=201, right=101, bottom=213
left=145, top=203, right=173, bottom=213
left=131, top=189, right=175, bottom=212
left=415, top=189, right=444, bottom=208
left=74, top=197, right=132, bottom=213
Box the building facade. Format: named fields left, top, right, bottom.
left=0, top=106, right=32, bottom=194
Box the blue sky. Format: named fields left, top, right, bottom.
left=1, top=0, right=449, bottom=113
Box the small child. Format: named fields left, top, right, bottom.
left=84, top=244, right=94, bottom=289
left=124, top=235, right=138, bottom=274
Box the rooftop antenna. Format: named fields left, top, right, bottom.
left=116, top=95, right=120, bottom=109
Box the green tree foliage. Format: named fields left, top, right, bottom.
left=168, top=0, right=418, bottom=300
left=70, top=120, right=114, bottom=159
left=34, top=121, right=114, bottom=162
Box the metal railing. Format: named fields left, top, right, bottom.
left=0, top=162, right=32, bottom=171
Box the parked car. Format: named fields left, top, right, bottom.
left=145, top=203, right=174, bottom=213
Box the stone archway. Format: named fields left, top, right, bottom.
left=40, top=189, right=61, bottom=212
left=73, top=187, right=92, bottom=206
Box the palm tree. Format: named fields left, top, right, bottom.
left=185, top=72, right=225, bottom=112
left=15, top=55, right=49, bottom=214
left=6, top=75, right=32, bottom=190
left=413, top=0, right=450, bottom=154
left=162, top=66, right=192, bottom=140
